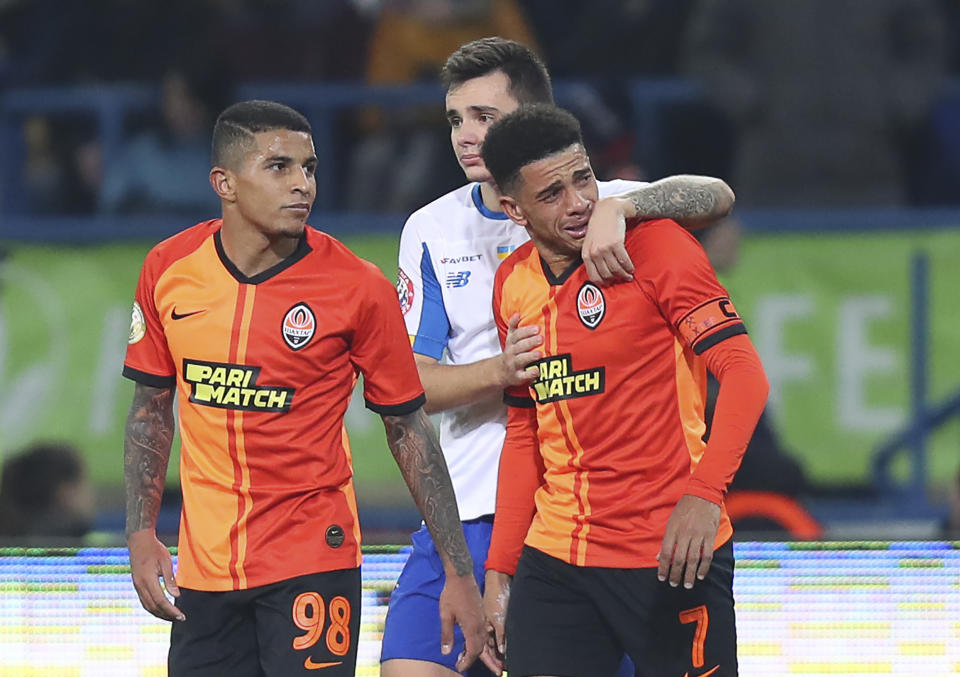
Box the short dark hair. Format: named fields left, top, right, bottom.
left=481, top=104, right=584, bottom=194
left=440, top=37, right=553, bottom=105
left=211, top=100, right=312, bottom=169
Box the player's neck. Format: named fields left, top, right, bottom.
left=479, top=182, right=503, bottom=213
left=537, top=246, right=580, bottom=279
left=219, top=221, right=301, bottom=278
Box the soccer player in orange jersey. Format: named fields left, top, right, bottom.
left=122, top=100, right=492, bottom=676
left=480, top=105, right=769, bottom=677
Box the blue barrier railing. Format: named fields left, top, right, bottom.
left=871, top=251, right=960, bottom=505
left=3, top=207, right=960, bottom=244
left=0, top=84, right=159, bottom=215
left=0, top=78, right=703, bottom=216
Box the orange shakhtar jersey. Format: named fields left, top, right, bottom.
left=123, top=220, right=425, bottom=591
left=492, top=219, right=746, bottom=569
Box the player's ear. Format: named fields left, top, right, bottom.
left=500, top=195, right=527, bottom=227
left=209, top=166, right=236, bottom=202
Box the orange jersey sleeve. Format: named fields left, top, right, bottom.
left=630, top=219, right=747, bottom=356
left=351, top=261, right=426, bottom=414
left=688, top=333, right=769, bottom=504
left=124, top=222, right=216, bottom=385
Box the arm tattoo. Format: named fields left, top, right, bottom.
left=123, top=383, right=175, bottom=537
left=628, top=175, right=733, bottom=226
left=382, top=408, right=473, bottom=577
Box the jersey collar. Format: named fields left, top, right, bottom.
left=471, top=183, right=509, bottom=220
left=541, top=255, right=583, bottom=286
left=214, top=229, right=312, bottom=284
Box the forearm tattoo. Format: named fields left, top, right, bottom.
left=123, top=384, right=174, bottom=536
left=383, top=409, right=473, bottom=577
left=629, top=176, right=728, bottom=222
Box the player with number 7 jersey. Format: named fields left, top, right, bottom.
left=482, top=105, right=769, bottom=676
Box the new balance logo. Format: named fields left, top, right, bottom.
left=445, top=271, right=471, bottom=288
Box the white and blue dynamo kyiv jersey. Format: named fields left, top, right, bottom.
left=397, top=180, right=644, bottom=520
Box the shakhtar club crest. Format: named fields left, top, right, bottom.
left=281, top=303, right=316, bottom=350
left=576, top=283, right=605, bottom=329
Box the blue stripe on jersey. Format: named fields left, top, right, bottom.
left=471, top=183, right=509, bottom=220
left=412, top=243, right=450, bottom=360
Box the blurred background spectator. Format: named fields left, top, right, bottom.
left=0, top=442, right=95, bottom=540
left=98, top=68, right=225, bottom=215
left=4, top=0, right=958, bottom=216
left=519, top=0, right=695, bottom=181
left=203, top=0, right=371, bottom=83
left=683, top=0, right=947, bottom=207
left=346, top=0, right=538, bottom=212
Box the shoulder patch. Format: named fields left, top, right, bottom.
left=128, top=302, right=146, bottom=344
left=397, top=268, right=414, bottom=315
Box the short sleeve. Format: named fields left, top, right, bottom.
left=631, top=219, right=746, bottom=354
left=397, top=214, right=449, bottom=360
left=123, top=248, right=176, bottom=387
left=352, top=263, right=427, bottom=415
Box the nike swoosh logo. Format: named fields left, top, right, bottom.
left=171, top=308, right=205, bottom=320
left=685, top=666, right=720, bottom=677
left=304, top=657, right=343, bottom=670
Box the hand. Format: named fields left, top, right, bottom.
left=483, top=569, right=512, bottom=671
left=127, top=529, right=185, bottom=622
left=656, top=495, right=722, bottom=590
left=439, top=572, right=496, bottom=674
left=499, top=314, right=542, bottom=387
left=582, top=197, right=635, bottom=286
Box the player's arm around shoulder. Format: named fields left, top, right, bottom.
left=584, top=175, right=734, bottom=285
left=625, top=174, right=735, bottom=230
left=124, top=382, right=183, bottom=622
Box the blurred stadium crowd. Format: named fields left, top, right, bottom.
left=1, top=0, right=958, bottom=217
left=1, top=0, right=960, bottom=543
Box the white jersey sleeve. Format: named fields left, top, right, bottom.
left=397, top=211, right=449, bottom=360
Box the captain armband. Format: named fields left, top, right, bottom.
left=677, top=297, right=747, bottom=355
